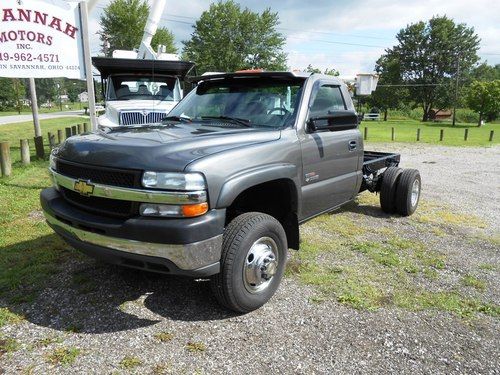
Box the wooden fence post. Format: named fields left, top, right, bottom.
left=78, top=123, right=83, bottom=134
left=48, top=133, right=56, bottom=149
left=57, top=129, right=63, bottom=144
left=34, top=136, right=45, bottom=159
left=416, top=128, right=421, bottom=141
left=489, top=130, right=494, bottom=142
left=65, top=127, right=72, bottom=139
left=0, top=142, right=12, bottom=177
left=464, top=128, right=469, bottom=141
left=83, top=122, right=89, bottom=132
left=20, top=139, right=30, bottom=165
left=439, top=129, right=444, bottom=142
left=364, top=127, right=368, bottom=140
left=71, top=125, right=77, bottom=136
left=391, top=127, right=395, bottom=141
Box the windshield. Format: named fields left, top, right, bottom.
left=107, top=74, right=180, bottom=101
left=168, top=78, right=304, bottom=128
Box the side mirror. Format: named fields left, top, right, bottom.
left=307, top=110, right=359, bottom=132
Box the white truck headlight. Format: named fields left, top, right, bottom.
left=142, top=172, right=206, bottom=191
left=139, top=202, right=208, bottom=218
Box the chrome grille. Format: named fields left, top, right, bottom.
left=120, top=111, right=166, bottom=125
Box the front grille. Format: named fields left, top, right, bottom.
left=120, top=111, right=166, bottom=125
left=57, top=159, right=142, bottom=188
left=61, top=187, right=138, bottom=218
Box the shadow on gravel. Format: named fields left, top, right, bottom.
left=3, top=244, right=237, bottom=334
left=338, top=199, right=390, bottom=218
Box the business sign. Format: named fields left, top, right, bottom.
left=0, top=0, right=85, bottom=79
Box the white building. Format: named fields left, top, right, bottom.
left=78, top=92, right=89, bottom=103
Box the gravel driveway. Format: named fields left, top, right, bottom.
left=1, top=144, right=499, bottom=374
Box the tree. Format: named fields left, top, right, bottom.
left=182, top=1, right=287, bottom=73
left=305, top=64, right=339, bottom=76
left=0, top=79, right=17, bottom=111
left=368, top=54, right=408, bottom=120
left=470, top=63, right=500, bottom=81
left=377, top=16, right=480, bottom=121
left=151, top=27, right=177, bottom=54
left=466, top=80, right=500, bottom=126
left=99, top=0, right=177, bottom=56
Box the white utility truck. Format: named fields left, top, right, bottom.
left=92, top=0, right=194, bottom=128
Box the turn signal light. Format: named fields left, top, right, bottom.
left=182, top=202, right=209, bottom=217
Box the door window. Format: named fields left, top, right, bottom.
left=309, top=85, right=346, bottom=118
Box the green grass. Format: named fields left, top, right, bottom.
left=120, top=356, right=143, bottom=369
left=154, top=332, right=174, bottom=342
left=185, top=342, right=206, bottom=353
left=288, top=200, right=499, bottom=318
left=0, top=337, right=20, bottom=354
left=0, top=106, right=80, bottom=117
left=361, top=119, right=499, bottom=146
left=0, top=308, right=24, bottom=327
left=0, top=117, right=86, bottom=165
left=46, top=347, right=81, bottom=366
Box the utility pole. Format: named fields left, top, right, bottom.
left=452, top=52, right=461, bottom=127
left=29, top=78, right=41, bottom=137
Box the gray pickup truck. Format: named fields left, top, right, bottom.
left=41, top=71, right=421, bottom=312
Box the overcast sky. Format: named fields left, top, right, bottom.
left=88, top=0, right=500, bottom=76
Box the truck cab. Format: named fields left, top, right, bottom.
left=93, top=57, right=194, bottom=127
left=41, top=71, right=421, bottom=313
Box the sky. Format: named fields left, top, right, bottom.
left=88, top=0, right=500, bottom=76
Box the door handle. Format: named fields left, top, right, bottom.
left=348, top=140, right=357, bottom=151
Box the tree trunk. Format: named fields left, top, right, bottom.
left=384, top=109, right=388, bottom=121
left=478, top=112, right=482, bottom=127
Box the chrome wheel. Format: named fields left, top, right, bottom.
left=411, top=179, right=420, bottom=207
left=243, top=237, right=279, bottom=294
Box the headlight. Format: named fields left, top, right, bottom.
left=139, top=203, right=208, bottom=218
left=142, top=171, right=206, bottom=191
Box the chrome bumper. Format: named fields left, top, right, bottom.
left=44, top=212, right=223, bottom=270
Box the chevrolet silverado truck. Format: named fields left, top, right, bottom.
left=41, top=71, right=421, bottom=313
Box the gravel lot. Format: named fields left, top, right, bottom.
left=1, top=144, right=499, bottom=374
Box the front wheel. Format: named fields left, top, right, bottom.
left=210, top=212, right=288, bottom=313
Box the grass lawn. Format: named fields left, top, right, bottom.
left=361, top=119, right=499, bottom=146
left=0, top=105, right=85, bottom=117
left=0, top=117, right=86, bottom=164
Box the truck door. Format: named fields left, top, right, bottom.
left=299, top=81, right=362, bottom=220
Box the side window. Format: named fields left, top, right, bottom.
left=309, top=84, right=346, bottom=118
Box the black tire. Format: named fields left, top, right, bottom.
left=379, top=167, right=403, bottom=214
left=210, top=212, right=288, bottom=313
left=395, top=169, right=421, bottom=216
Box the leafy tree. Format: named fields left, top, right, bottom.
left=99, top=0, right=177, bottom=56
left=377, top=16, right=480, bottom=121
left=466, top=80, right=500, bottom=126
left=368, top=54, right=409, bottom=120
left=151, top=27, right=177, bottom=54
left=470, top=63, right=500, bottom=81
left=305, top=64, right=339, bottom=76
left=182, top=1, right=287, bottom=73
left=35, top=79, right=57, bottom=105
left=0, top=79, right=17, bottom=111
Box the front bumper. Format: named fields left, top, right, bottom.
left=41, top=188, right=225, bottom=277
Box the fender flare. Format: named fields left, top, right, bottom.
left=216, top=163, right=299, bottom=208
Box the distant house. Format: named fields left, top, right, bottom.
left=78, top=92, right=89, bottom=103
left=58, top=94, right=69, bottom=103
left=429, top=109, right=452, bottom=121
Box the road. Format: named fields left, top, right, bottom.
left=0, top=110, right=87, bottom=126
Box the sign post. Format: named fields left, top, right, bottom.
left=79, top=1, right=97, bottom=130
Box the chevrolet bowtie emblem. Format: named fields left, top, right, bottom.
left=74, top=180, right=95, bottom=196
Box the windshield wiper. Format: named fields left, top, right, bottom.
left=162, top=115, right=192, bottom=123
left=201, top=116, right=252, bottom=127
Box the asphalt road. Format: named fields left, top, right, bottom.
left=0, top=110, right=87, bottom=126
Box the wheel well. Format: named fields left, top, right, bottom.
left=225, top=179, right=300, bottom=250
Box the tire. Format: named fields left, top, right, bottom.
left=379, top=167, right=403, bottom=214
left=210, top=212, right=288, bottom=313
left=395, top=169, right=421, bottom=216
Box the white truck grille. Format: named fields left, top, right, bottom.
left=120, top=111, right=166, bottom=125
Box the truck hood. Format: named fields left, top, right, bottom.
left=56, top=123, right=281, bottom=172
